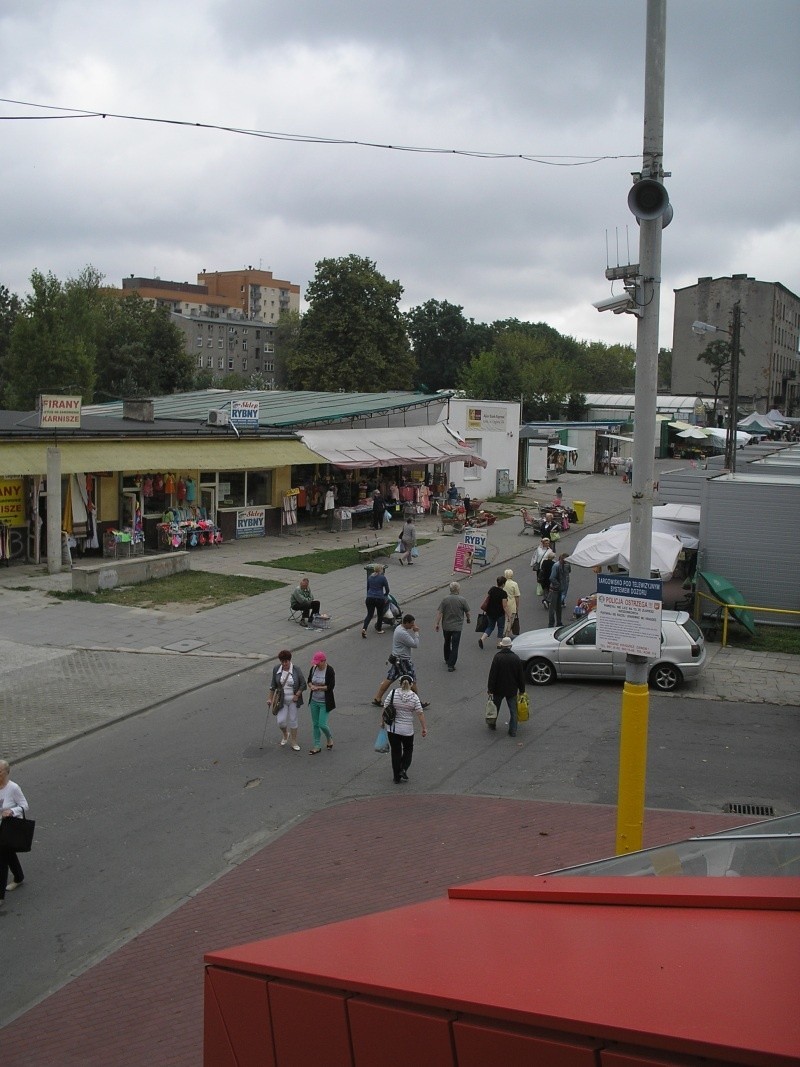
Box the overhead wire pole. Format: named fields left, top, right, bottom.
left=615, top=0, right=668, bottom=854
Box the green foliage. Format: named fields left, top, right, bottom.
left=405, top=299, right=482, bottom=391
left=3, top=267, right=191, bottom=408
left=658, top=347, right=672, bottom=391
left=0, top=284, right=22, bottom=402
left=697, top=339, right=738, bottom=412
left=4, top=268, right=98, bottom=408
left=94, top=293, right=192, bottom=400
left=286, top=255, right=416, bottom=390
left=49, top=571, right=286, bottom=608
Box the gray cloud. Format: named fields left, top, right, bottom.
left=0, top=0, right=797, bottom=352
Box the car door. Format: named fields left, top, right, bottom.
left=556, top=620, right=615, bottom=678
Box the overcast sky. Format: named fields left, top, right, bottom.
left=1, top=1, right=798, bottom=351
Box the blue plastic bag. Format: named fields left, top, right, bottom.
left=374, top=727, right=389, bottom=753
left=384, top=510, right=393, bottom=523
left=411, top=546, right=419, bottom=557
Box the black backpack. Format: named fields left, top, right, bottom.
left=383, top=689, right=397, bottom=726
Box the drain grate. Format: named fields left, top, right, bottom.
left=724, top=802, right=775, bottom=817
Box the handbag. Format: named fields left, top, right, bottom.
left=270, top=688, right=282, bottom=715
left=511, top=615, right=521, bottom=636
left=480, top=594, right=490, bottom=612
left=374, top=727, right=389, bottom=753
left=382, top=690, right=397, bottom=726
left=0, top=812, right=35, bottom=853
left=517, top=692, right=530, bottom=723
left=536, top=582, right=543, bottom=596
left=475, top=612, right=487, bottom=632
left=485, top=697, right=498, bottom=724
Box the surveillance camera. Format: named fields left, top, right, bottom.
left=593, top=293, right=634, bottom=313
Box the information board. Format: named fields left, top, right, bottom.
left=596, top=574, right=663, bottom=658
left=453, top=542, right=475, bottom=576
left=462, top=528, right=488, bottom=566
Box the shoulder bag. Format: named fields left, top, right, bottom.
left=382, top=689, right=397, bottom=726
left=475, top=612, right=487, bottom=632
left=0, top=811, right=35, bottom=852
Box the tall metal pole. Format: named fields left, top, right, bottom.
left=615, top=0, right=666, bottom=854
left=725, top=302, right=742, bottom=472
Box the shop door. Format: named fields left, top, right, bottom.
left=201, top=486, right=216, bottom=522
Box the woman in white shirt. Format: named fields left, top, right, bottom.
left=382, top=676, right=427, bottom=785
left=0, top=758, right=29, bottom=903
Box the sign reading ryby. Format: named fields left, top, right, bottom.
left=236, top=507, right=266, bottom=539
left=39, top=395, right=82, bottom=428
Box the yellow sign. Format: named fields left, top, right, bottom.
left=0, top=477, right=25, bottom=525
left=40, top=395, right=82, bottom=428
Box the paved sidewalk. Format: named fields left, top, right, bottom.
left=1, top=464, right=797, bottom=763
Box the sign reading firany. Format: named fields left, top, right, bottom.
left=39, top=395, right=82, bottom=428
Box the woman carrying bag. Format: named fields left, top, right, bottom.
left=0, top=758, right=29, bottom=905
left=478, top=575, right=510, bottom=650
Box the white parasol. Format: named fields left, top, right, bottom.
left=568, top=528, right=684, bottom=579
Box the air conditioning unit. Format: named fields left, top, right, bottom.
left=207, top=409, right=229, bottom=427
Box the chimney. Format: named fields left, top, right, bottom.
left=123, top=399, right=155, bottom=422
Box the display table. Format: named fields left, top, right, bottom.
left=157, top=520, right=221, bottom=551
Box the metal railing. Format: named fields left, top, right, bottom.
left=693, top=590, right=800, bottom=647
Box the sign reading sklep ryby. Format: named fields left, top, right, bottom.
left=236, top=507, right=266, bottom=539
left=230, top=399, right=260, bottom=427
left=39, top=395, right=82, bottom=428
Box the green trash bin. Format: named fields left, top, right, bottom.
left=572, top=500, right=586, bottom=524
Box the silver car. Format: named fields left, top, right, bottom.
left=511, top=610, right=706, bottom=691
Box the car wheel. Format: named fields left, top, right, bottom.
left=526, top=657, right=556, bottom=685
left=649, top=663, right=682, bottom=692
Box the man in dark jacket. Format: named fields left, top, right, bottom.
left=487, top=637, right=526, bottom=737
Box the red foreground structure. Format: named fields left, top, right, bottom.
left=204, top=873, right=800, bottom=1067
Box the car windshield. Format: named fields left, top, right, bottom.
left=552, top=617, right=587, bottom=641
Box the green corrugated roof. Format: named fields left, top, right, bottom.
left=84, top=389, right=451, bottom=428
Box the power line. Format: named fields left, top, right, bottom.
left=0, top=96, right=639, bottom=167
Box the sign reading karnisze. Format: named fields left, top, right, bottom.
left=230, top=400, right=260, bottom=427
left=39, top=395, right=82, bottom=428
left=595, top=574, right=663, bottom=658
left=235, top=507, right=266, bottom=538
left=0, top=478, right=26, bottom=525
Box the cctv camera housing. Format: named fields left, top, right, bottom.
left=593, top=293, right=633, bottom=313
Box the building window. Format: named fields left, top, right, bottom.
left=207, top=324, right=213, bottom=332
left=255, top=347, right=261, bottom=358
left=242, top=358, right=248, bottom=371
left=463, top=438, right=482, bottom=480
left=218, top=339, right=223, bottom=348
left=207, top=339, right=213, bottom=347
left=206, top=355, right=213, bottom=368
left=242, top=341, right=247, bottom=351
left=218, top=356, right=224, bottom=370
left=196, top=354, right=203, bottom=368
left=256, top=330, right=261, bottom=339
left=196, top=337, right=203, bottom=347
left=265, top=360, right=274, bottom=372
left=265, top=343, right=275, bottom=353
left=228, top=358, right=234, bottom=370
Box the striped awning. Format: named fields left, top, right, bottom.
left=297, top=424, right=487, bottom=469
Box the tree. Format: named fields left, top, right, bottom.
left=571, top=340, right=636, bottom=392
left=94, top=293, right=192, bottom=399
left=697, top=339, right=733, bottom=423
left=286, top=255, right=415, bottom=390
left=4, top=269, right=97, bottom=409
left=658, top=347, right=672, bottom=391
left=458, top=330, right=572, bottom=421
left=0, top=284, right=22, bottom=407
left=405, top=299, right=476, bottom=391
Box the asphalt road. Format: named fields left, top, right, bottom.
left=3, top=557, right=799, bottom=1027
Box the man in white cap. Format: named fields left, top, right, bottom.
left=487, top=637, right=526, bottom=737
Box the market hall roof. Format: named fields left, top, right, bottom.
left=84, top=389, right=452, bottom=428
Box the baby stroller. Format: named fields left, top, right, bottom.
left=381, top=592, right=403, bottom=629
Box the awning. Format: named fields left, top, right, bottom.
left=547, top=444, right=578, bottom=453
left=598, top=433, right=635, bottom=442
left=296, top=424, right=487, bottom=469
left=0, top=438, right=323, bottom=477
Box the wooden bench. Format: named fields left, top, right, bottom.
left=355, top=534, right=394, bottom=561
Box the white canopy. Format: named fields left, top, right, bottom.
left=568, top=528, right=684, bottom=579
left=296, top=423, right=487, bottom=469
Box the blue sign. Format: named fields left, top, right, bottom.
left=596, top=574, right=662, bottom=601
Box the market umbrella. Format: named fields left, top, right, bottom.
left=568, top=528, right=683, bottom=578
left=676, top=427, right=710, bottom=440
left=695, top=571, right=756, bottom=636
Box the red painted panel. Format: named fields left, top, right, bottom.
left=205, top=967, right=274, bottom=1067
left=268, top=982, right=353, bottom=1067
left=205, top=894, right=800, bottom=1065
left=347, top=997, right=455, bottom=1067
left=204, top=970, right=238, bottom=1067
left=447, top=875, right=800, bottom=911
left=601, top=1050, right=708, bottom=1067
left=453, top=1019, right=600, bottom=1067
